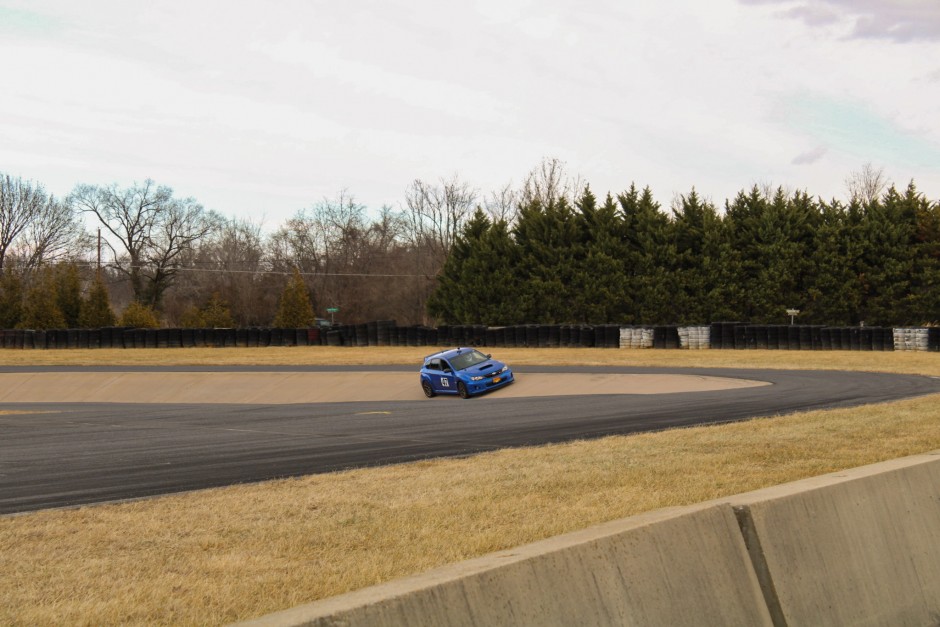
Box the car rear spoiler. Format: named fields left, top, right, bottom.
left=423, top=347, right=465, bottom=360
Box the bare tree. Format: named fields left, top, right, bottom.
left=314, top=190, right=370, bottom=271
left=166, top=216, right=272, bottom=326
left=519, top=157, right=581, bottom=208
left=357, top=205, right=415, bottom=320
left=71, top=179, right=217, bottom=309
left=311, top=191, right=370, bottom=317
left=0, top=173, right=89, bottom=272
left=403, top=175, right=476, bottom=261
left=212, top=217, right=273, bottom=325
left=366, top=205, right=406, bottom=255
left=267, top=210, right=321, bottom=275
left=70, top=180, right=168, bottom=299
left=401, top=176, right=476, bottom=324
left=483, top=182, right=519, bottom=225
left=266, top=191, right=373, bottom=320
left=0, top=174, right=41, bottom=271
left=265, top=194, right=433, bottom=323
left=19, top=196, right=92, bottom=269
left=846, top=163, right=890, bottom=205
left=755, top=180, right=794, bottom=202
left=143, top=203, right=222, bottom=308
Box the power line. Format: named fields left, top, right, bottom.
left=64, top=260, right=435, bottom=279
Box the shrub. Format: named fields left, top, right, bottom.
left=120, top=301, right=160, bottom=328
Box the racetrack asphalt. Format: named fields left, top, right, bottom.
left=1, top=365, right=938, bottom=515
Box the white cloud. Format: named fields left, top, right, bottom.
left=0, top=0, right=938, bottom=225
left=740, top=0, right=940, bottom=42
left=792, top=145, right=829, bottom=165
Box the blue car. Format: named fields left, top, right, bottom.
left=420, top=348, right=514, bottom=399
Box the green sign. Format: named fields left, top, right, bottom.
left=327, top=307, right=339, bottom=313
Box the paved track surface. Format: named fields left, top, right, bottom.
left=1, top=366, right=938, bottom=514
left=0, top=369, right=766, bottom=403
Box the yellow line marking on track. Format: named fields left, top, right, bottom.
left=356, top=411, right=392, bottom=415
left=0, top=410, right=61, bottom=415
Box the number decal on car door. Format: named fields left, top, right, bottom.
left=440, top=377, right=449, bottom=387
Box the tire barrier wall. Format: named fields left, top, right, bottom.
left=706, top=323, right=935, bottom=352
left=0, top=323, right=937, bottom=351
left=0, top=327, right=322, bottom=349
left=237, top=452, right=940, bottom=627
left=678, top=326, right=710, bottom=349
left=893, top=327, right=938, bottom=352
left=619, top=326, right=653, bottom=349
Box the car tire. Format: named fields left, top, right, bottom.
left=457, top=381, right=470, bottom=399
left=422, top=380, right=435, bottom=398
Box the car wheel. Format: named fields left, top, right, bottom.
left=457, top=381, right=470, bottom=399
left=422, top=380, right=435, bottom=398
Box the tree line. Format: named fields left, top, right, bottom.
left=430, top=179, right=940, bottom=327
left=0, top=168, right=487, bottom=328
left=1, top=161, right=938, bottom=329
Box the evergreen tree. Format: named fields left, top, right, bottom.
left=79, top=274, right=117, bottom=328
left=0, top=267, right=23, bottom=329
left=19, top=267, right=66, bottom=329
left=120, top=300, right=160, bottom=328
left=804, top=199, right=862, bottom=324
left=512, top=196, right=582, bottom=322
left=428, top=209, right=525, bottom=326
left=720, top=187, right=822, bottom=323
left=273, top=268, right=316, bottom=327
left=460, top=217, right=523, bottom=325
left=786, top=189, right=823, bottom=305
left=426, top=210, right=491, bottom=324
left=857, top=184, right=919, bottom=325
left=670, top=189, right=723, bottom=323
left=618, top=185, right=674, bottom=323
left=55, top=263, right=83, bottom=328
left=721, top=187, right=766, bottom=320
left=573, top=190, right=628, bottom=323
left=179, top=306, right=204, bottom=329
left=749, top=189, right=818, bottom=322
left=202, top=293, right=235, bottom=328
left=427, top=209, right=526, bottom=325
left=421, top=176, right=939, bottom=327
left=710, top=216, right=748, bottom=322
left=910, top=185, right=940, bottom=323
left=180, top=292, right=235, bottom=328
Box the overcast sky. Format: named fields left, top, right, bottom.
left=2, top=0, right=939, bottom=228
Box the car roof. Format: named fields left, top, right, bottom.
left=424, top=347, right=474, bottom=362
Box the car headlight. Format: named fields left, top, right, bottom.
left=500, top=366, right=509, bottom=373
left=471, top=376, right=484, bottom=381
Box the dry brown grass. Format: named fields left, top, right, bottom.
left=0, top=345, right=937, bottom=375
left=1, top=347, right=939, bottom=625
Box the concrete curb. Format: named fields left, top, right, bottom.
left=235, top=451, right=940, bottom=626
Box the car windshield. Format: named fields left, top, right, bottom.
left=449, top=349, right=490, bottom=371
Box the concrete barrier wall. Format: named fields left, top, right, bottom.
left=236, top=452, right=940, bottom=627
left=728, top=453, right=940, bottom=626
left=239, top=504, right=773, bottom=627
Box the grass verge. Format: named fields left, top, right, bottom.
left=0, top=345, right=937, bottom=374
left=1, top=348, right=938, bottom=625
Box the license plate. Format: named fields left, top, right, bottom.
left=492, top=377, right=501, bottom=384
